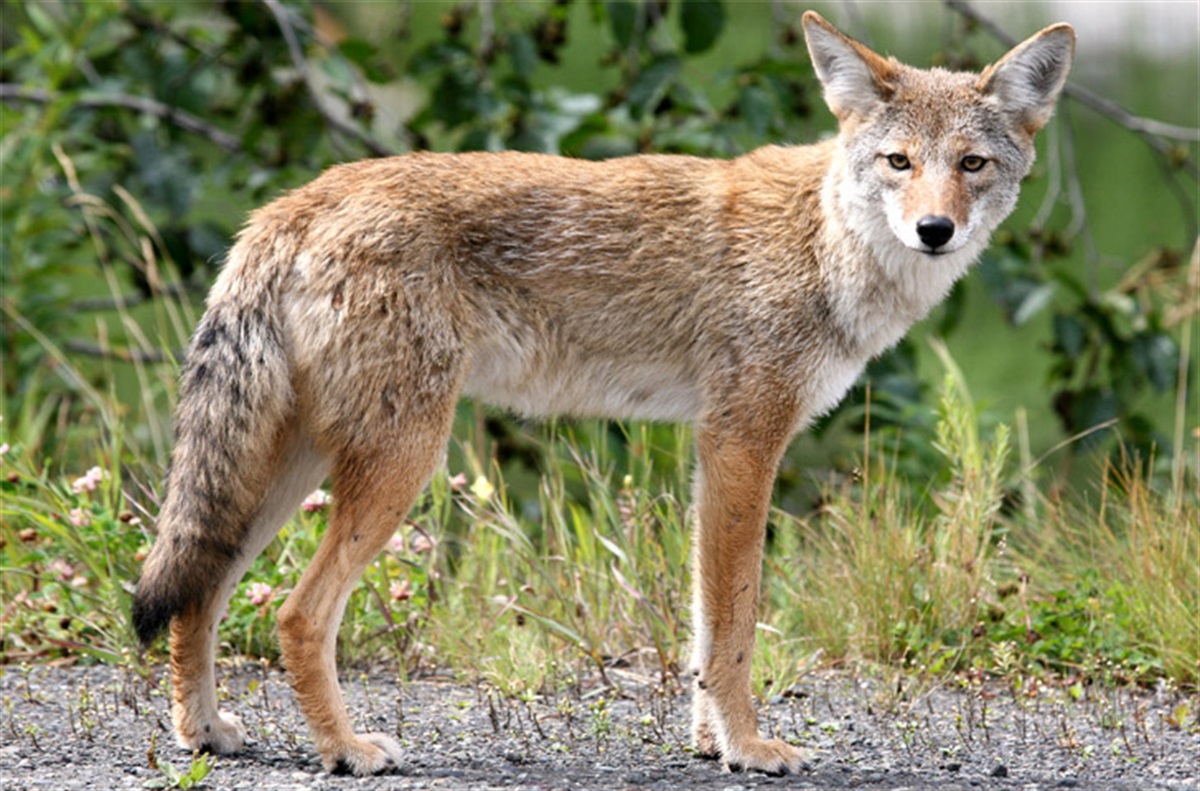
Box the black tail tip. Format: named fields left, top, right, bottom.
left=130, top=583, right=173, bottom=646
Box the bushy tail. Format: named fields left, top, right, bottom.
left=132, top=252, right=293, bottom=645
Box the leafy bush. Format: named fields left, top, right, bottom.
left=1, top=1, right=1195, bottom=691
left=4, top=1, right=1193, bottom=470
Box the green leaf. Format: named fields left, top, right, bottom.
left=577, top=134, right=639, bottom=161
left=458, top=125, right=502, bottom=152
left=608, top=1, right=637, bottom=50
left=1012, top=282, right=1056, bottom=326
left=627, top=55, right=680, bottom=119
left=738, top=83, right=774, bottom=139
left=338, top=38, right=376, bottom=66
left=978, top=248, right=1043, bottom=323
left=1052, top=313, right=1088, bottom=359
left=934, top=280, right=967, bottom=337
left=1071, top=387, right=1120, bottom=446
left=680, top=0, right=726, bottom=54
left=338, top=37, right=390, bottom=83
left=25, top=2, right=60, bottom=38
left=181, top=752, right=216, bottom=788
left=431, top=70, right=482, bottom=127
left=508, top=31, right=538, bottom=81
left=1131, top=332, right=1178, bottom=392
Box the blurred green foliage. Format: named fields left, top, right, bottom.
left=1, top=0, right=1195, bottom=488
left=1, top=0, right=1196, bottom=688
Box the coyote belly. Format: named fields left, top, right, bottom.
left=464, top=350, right=705, bottom=422
left=132, top=11, right=1074, bottom=776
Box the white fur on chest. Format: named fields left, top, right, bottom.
left=803, top=353, right=868, bottom=424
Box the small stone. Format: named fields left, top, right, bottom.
left=991, top=763, right=1009, bottom=777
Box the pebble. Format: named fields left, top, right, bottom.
left=2, top=664, right=1198, bottom=790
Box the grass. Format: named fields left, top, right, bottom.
left=768, top=360, right=1012, bottom=676
left=0, top=231, right=1195, bottom=692
left=3, top=0, right=1195, bottom=700
left=2, top=340, right=1196, bottom=696
left=1013, top=456, right=1199, bottom=683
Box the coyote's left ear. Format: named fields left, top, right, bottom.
left=976, top=24, right=1075, bottom=133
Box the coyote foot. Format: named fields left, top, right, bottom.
left=692, top=720, right=721, bottom=760
left=177, top=710, right=246, bottom=755
left=324, top=732, right=404, bottom=776
left=723, top=737, right=808, bottom=775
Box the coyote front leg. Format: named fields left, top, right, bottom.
left=689, top=420, right=803, bottom=774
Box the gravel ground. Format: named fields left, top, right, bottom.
left=1, top=661, right=1196, bottom=790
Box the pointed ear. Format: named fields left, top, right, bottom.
left=976, top=23, right=1075, bottom=133
left=802, top=11, right=899, bottom=120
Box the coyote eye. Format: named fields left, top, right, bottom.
left=885, top=153, right=911, bottom=170
left=961, top=155, right=987, bottom=172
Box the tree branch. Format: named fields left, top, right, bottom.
left=63, top=340, right=180, bottom=365
left=0, top=84, right=245, bottom=154
left=69, top=283, right=206, bottom=313
left=945, top=0, right=1199, bottom=179
left=260, top=0, right=392, bottom=158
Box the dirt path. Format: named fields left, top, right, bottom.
left=1, top=662, right=1196, bottom=790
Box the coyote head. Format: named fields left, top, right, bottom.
left=803, top=12, right=1074, bottom=260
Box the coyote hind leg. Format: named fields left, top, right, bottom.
left=276, top=408, right=455, bottom=775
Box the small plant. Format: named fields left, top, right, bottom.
left=21, top=722, right=42, bottom=750
left=143, top=750, right=216, bottom=790
left=1008, top=453, right=1199, bottom=685
left=68, top=681, right=98, bottom=741
left=1, top=448, right=146, bottom=664
left=588, top=696, right=614, bottom=741
left=1165, top=701, right=1193, bottom=732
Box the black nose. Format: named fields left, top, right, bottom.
left=916, top=215, right=955, bottom=249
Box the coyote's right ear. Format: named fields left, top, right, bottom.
left=976, top=23, right=1076, bottom=134
left=802, top=11, right=898, bottom=121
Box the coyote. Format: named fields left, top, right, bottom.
left=133, top=12, right=1074, bottom=776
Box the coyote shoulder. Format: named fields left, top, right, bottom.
left=133, top=12, right=1074, bottom=776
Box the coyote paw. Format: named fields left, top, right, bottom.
left=723, top=737, right=808, bottom=776
left=177, top=710, right=246, bottom=755
left=324, top=732, right=404, bottom=776
left=692, top=720, right=721, bottom=760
